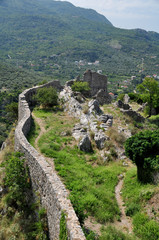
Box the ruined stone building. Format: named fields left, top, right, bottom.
left=82, top=70, right=111, bottom=105
left=83, top=70, right=108, bottom=96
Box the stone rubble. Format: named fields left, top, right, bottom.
left=60, top=86, right=113, bottom=151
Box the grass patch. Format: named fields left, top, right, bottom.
left=36, top=109, right=126, bottom=226
left=99, top=226, right=135, bottom=240
left=133, top=213, right=159, bottom=240
left=27, top=118, right=40, bottom=147
left=122, top=167, right=156, bottom=211
left=122, top=167, right=159, bottom=238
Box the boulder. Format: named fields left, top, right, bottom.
left=78, top=135, right=93, bottom=152
left=72, top=123, right=87, bottom=140
left=123, top=94, right=130, bottom=104
left=88, top=99, right=103, bottom=115
left=73, top=92, right=85, bottom=103
left=121, top=109, right=145, bottom=123
left=115, top=100, right=131, bottom=110
left=95, top=89, right=112, bottom=105
left=0, top=142, right=6, bottom=151
left=94, top=132, right=108, bottom=150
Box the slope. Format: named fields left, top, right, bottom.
left=0, top=0, right=159, bottom=82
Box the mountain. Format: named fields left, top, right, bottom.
left=0, top=0, right=159, bottom=84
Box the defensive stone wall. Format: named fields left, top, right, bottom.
left=14, top=81, right=86, bottom=240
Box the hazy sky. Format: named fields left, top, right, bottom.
left=60, top=0, right=159, bottom=33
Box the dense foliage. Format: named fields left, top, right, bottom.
left=0, top=0, right=159, bottom=82
left=71, top=81, right=90, bottom=95
left=0, top=151, right=49, bottom=239
left=137, top=78, right=159, bottom=116
left=35, top=86, right=58, bottom=108
left=125, top=130, right=159, bottom=182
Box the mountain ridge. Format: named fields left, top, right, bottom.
left=0, top=0, right=159, bottom=82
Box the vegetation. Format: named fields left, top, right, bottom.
left=0, top=0, right=159, bottom=83
left=122, top=167, right=159, bottom=240
left=59, top=212, right=68, bottom=240
left=0, top=62, right=51, bottom=148
left=31, top=109, right=127, bottom=237
left=35, top=87, right=58, bottom=108
left=71, top=81, right=90, bottom=96
left=0, top=148, right=49, bottom=239
left=137, top=78, right=159, bottom=116
left=125, top=129, right=159, bottom=183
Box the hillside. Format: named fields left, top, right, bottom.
left=0, top=0, right=159, bottom=83
left=28, top=85, right=159, bottom=239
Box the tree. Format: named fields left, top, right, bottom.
left=35, top=87, right=58, bottom=108
left=137, top=77, right=159, bottom=117
left=71, top=81, right=90, bottom=96
left=125, top=130, right=159, bottom=183
left=5, top=102, right=18, bottom=121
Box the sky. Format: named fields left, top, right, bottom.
left=60, top=0, right=159, bottom=33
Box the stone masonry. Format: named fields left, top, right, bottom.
left=83, top=69, right=108, bottom=96
left=15, top=81, right=86, bottom=240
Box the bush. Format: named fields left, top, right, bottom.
left=35, top=87, right=58, bottom=108
left=125, top=129, right=159, bottom=183
left=125, top=203, right=140, bottom=216
left=128, top=92, right=143, bottom=104
left=71, top=81, right=90, bottom=96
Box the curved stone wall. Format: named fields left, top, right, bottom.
left=14, top=81, right=86, bottom=240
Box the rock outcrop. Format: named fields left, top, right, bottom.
left=79, top=135, right=93, bottom=152
left=115, top=100, right=145, bottom=123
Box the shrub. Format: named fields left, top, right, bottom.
left=71, top=81, right=90, bottom=96
left=35, top=87, right=58, bottom=108
left=125, top=203, right=140, bottom=216
left=117, top=93, right=125, bottom=101
left=125, top=129, right=159, bottom=183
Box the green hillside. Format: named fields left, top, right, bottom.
left=0, top=0, right=159, bottom=82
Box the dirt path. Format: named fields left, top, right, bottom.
left=115, top=175, right=133, bottom=233
left=32, top=113, right=55, bottom=172
left=32, top=112, right=133, bottom=235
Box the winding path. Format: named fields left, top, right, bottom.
left=32, top=112, right=133, bottom=235
left=115, top=175, right=133, bottom=233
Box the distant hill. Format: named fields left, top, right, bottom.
left=0, top=0, right=159, bottom=82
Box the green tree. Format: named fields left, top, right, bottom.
left=71, top=81, right=90, bottom=96
left=5, top=102, right=18, bottom=121
left=36, top=87, right=58, bottom=108
left=137, top=77, right=159, bottom=117
left=125, top=130, right=159, bottom=183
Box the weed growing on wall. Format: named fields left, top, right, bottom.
left=59, top=211, right=68, bottom=240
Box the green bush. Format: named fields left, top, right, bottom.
left=35, top=87, right=58, bottom=108
left=125, top=203, right=140, bottom=217
left=125, top=129, right=159, bottom=183
left=71, top=81, right=90, bottom=96
left=128, top=92, right=143, bottom=104
left=117, top=93, right=125, bottom=101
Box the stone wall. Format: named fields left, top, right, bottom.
left=14, top=81, right=86, bottom=240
